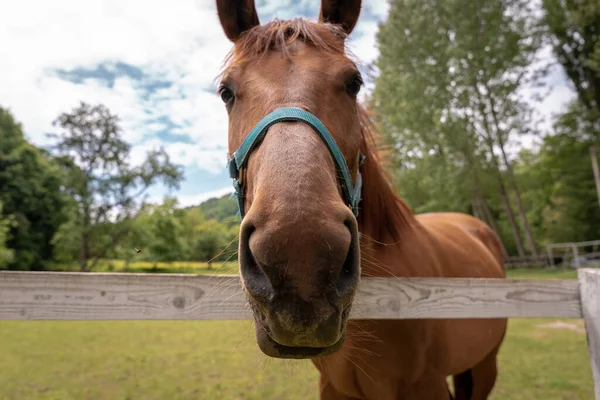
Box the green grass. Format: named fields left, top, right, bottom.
left=60, top=259, right=584, bottom=280
left=505, top=267, right=579, bottom=280
left=52, top=257, right=586, bottom=279
left=52, top=259, right=240, bottom=275
left=0, top=320, right=320, bottom=400
left=0, top=268, right=593, bottom=399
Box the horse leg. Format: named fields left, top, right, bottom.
left=398, top=373, right=453, bottom=400
left=319, top=376, right=361, bottom=400
left=453, top=345, right=501, bottom=400
left=453, top=369, right=472, bottom=400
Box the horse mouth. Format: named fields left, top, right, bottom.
left=252, top=306, right=351, bottom=359
left=255, top=322, right=347, bottom=359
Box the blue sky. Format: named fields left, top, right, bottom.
left=1, top=0, right=575, bottom=207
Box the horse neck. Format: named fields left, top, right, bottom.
left=354, top=125, right=433, bottom=277
left=356, top=149, right=418, bottom=247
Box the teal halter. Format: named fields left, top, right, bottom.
left=227, top=107, right=364, bottom=218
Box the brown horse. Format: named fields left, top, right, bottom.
left=214, top=1, right=507, bottom=398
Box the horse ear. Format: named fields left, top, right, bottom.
left=318, top=0, right=362, bottom=35
left=216, top=0, right=260, bottom=42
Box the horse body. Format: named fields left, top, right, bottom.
left=214, top=1, right=507, bottom=398
left=314, top=211, right=507, bottom=399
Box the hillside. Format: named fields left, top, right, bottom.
left=188, top=194, right=239, bottom=224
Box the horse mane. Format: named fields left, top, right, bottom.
left=219, top=18, right=349, bottom=77
left=218, top=17, right=414, bottom=243
left=357, top=106, right=415, bottom=243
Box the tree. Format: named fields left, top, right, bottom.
left=511, top=108, right=600, bottom=244
left=371, top=0, right=543, bottom=256
left=193, top=194, right=239, bottom=227
left=541, top=0, right=600, bottom=205
left=48, top=102, right=184, bottom=271
left=0, top=107, right=67, bottom=270
left=190, top=217, right=237, bottom=268
left=145, top=198, right=189, bottom=265
left=542, top=0, right=600, bottom=115
left=0, top=202, right=17, bottom=268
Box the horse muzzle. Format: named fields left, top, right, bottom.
left=251, top=299, right=351, bottom=359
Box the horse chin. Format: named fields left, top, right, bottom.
left=254, top=322, right=346, bottom=359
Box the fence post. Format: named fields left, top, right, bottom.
left=578, top=268, right=600, bottom=399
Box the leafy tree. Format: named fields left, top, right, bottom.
left=191, top=217, right=237, bottom=268
left=371, top=0, right=543, bottom=256
left=514, top=101, right=600, bottom=244
left=0, top=202, right=17, bottom=268
left=542, top=0, right=600, bottom=117
left=541, top=0, right=600, bottom=206
left=50, top=199, right=82, bottom=267
left=144, top=198, right=189, bottom=265
left=48, top=102, right=184, bottom=271
left=193, top=194, right=238, bottom=227
left=0, top=107, right=67, bottom=270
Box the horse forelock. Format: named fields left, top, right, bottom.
left=217, top=18, right=353, bottom=81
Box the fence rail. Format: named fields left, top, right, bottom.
left=0, top=269, right=599, bottom=398
left=0, top=270, right=583, bottom=320
left=504, top=254, right=550, bottom=268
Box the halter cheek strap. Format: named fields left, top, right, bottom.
left=226, top=107, right=365, bottom=218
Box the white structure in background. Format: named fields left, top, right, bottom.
left=546, top=240, right=600, bottom=269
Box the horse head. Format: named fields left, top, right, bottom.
left=216, top=0, right=364, bottom=359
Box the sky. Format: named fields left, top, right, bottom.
left=1, top=0, right=577, bottom=208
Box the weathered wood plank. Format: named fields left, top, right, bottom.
left=0, top=271, right=583, bottom=321
left=352, top=275, right=581, bottom=319
left=0, top=271, right=249, bottom=320
left=578, top=268, right=600, bottom=400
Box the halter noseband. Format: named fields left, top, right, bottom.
left=227, top=107, right=365, bottom=218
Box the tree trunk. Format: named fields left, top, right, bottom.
left=79, top=232, right=89, bottom=272
left=484, top=150, right=526, bottom=257
left=457, top=118, right=507, bottom=255
left=484, top=85, right=538, bottom=257
left=471, top=174, right=510, bottom=260
left=471, top=197, right=484, bottom=221
left=500, top=188, right=526, bottom=258
left=498, top=142, right=539, bottom=257
left=476, top=195, right=510, bottom=260
left=79, top=202, right=91, bottom=272
left=590, top=144, right=600, bottom=208
left=500, top=143, right=538, bottom=258
left=472, top=103, right=526, bottom=258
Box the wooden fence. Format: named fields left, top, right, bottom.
left=504, top=254, right=550, bottom=268
left=0, top=269, right=599, bottom=398
left=503, top=239, right=600, bottom=268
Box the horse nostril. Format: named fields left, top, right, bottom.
left=337, top=218, right=360, bottom=295
left=239, top=223, right=274, bottom=301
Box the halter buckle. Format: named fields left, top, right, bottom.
left=238, top=167, right=245, bottom=186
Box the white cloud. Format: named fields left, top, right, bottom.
left=0, top=0, right=578, bottom=204
left=148, top=187, right=234, bottom=209
left=347, top=20, right=382, bottom=67
left=0, top=0, right=390, bottom=180
left=178, top=187, right=235, bottom=208
left=130, top=138, right=226, bottom=174
left=1, top=0, right=231, bottom=147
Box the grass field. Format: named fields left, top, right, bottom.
left=51, top=259, right=241, bottom=275
left=57, top=259, right=582, bottom=279
left=0, top=267, right=593, bottom=399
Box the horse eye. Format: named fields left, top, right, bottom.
left=346, top=75, right=363, bottom=97
left=219, top=86, right=235, bottom=104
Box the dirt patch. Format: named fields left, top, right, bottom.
left=536, top=320, right=586, bottom=334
